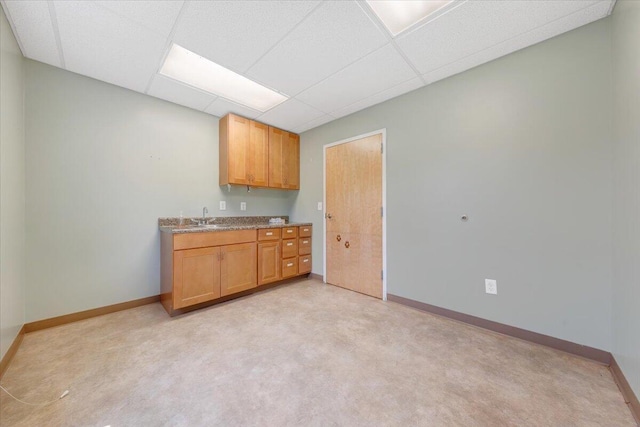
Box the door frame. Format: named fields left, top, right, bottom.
left=322, top=129, right=387, bottom=301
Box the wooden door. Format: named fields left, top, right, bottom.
left=220, top=242, right=257, bottom=296
left=258, top=241, right=281, bottom=285
left=325, top=133, right=383, bottom=298
left=248, top=121, right=269, bottom=187
left=173, top=247, right=221, bottom=309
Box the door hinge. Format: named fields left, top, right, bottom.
left=381, top=270, right=384, bottom=280
left=381, top=207, right=383, bottom=217
left=381, top=143, right=383, bottom=154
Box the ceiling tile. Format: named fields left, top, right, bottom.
left=396, top=0, right=601, bottom=75
left=297, top=44, right=417, bottom=114
left=147, top=75, right=216, bottom=111
left=246, top=1, right=388, bottom=96
left=257, top=99, right=325, bottom=131
left=204, top=98, right=262, bottom=120
left=331, top=77, right=423, bottom=119
left=3, top=1, right=61, bottom=67
left=54, top=1, right=167, bottom=93
left=94, top=0, right=184, bottom=38
left=291, top=114, right=335, bottom=134
left=173, top=1, right=319, bottom=73
left=422, top=1, right=613, bottom=85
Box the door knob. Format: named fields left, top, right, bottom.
left=336, top=234, right=341, bottom=242
left=325, top=213, right=332, bottom=219
left=345, top=241, right=350, bottom=249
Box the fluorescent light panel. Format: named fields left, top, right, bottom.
left=366, top=0, right=453, bottom=36
left=160, top=44, right=287, bottom=112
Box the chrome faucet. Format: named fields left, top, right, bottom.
left=191, top=207, right=210, bottom=226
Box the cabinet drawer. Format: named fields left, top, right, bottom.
left=174, top=229, right=256, bottom=250
left=258, top=228, right=281, bottom=241
left=282, top=226, right=298, bottom=238
left=282, top=257, right=298, bottom=278
left=298, top=255, right=311, bottom=274
left=298, top=237, right=311, bottom=255
left=299, top=225, right=312, bottom=237
left=282, top=238, right=298, bottom=259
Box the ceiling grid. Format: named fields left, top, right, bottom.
left=1, top=0, right=616, bottom=132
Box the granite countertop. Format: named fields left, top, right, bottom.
left=158, top=216, right=312, bottom=234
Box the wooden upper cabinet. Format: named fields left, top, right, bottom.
left=283, top=132, right=300, bottom=190
left=268, top=126, right=286, bottom=188
left=248, top=121, right=269, bottom=187
left=269, top=127, right=300, bottom=190
left=219, top=114, right=269, bottom=187
left=220, top=114, right=300, bottom=190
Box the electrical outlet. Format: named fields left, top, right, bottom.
left=317, top=202, right=323, bottom=210
left=219, top=201, right=226, bottom=211
left=485, top=279, right=497, bottom=295
left=240, top=202, right=246, bottom=211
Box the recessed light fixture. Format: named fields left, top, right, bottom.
left=159, top=44, right=288, bottom=112
left=366, top=0, right=453, bottom=36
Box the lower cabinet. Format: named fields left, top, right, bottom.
left=221, top=242, right=257, bottom=296
left=161, top=225, right=312, bottom=316
left=173, top=246, right=221, bottom=309
left=258, top=241, right=281, bottom=285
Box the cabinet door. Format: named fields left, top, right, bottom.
left=268, top=126, right=286, bottom=188
left=283, top=132, right=300, bottom=189
left=248, top=121, right=269, bottom=187
left=173, top=247, right=221, bottom=309
left=220, top=242, right=257, bottom=297
left=258, top=241, right=281, bottom=285
left=226, top=114, right=251, bottom=185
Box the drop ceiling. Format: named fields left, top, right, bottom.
left=1, top=0, right=615, bottom=133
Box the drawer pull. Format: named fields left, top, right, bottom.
left=287, top=263, right=293, bottom=267
left=303, top=240, right=308, bottom=244
left=266, top=232, right=273, bottom=236
left=303, top=259, right=309, bottom=263
left=287, top=242, right=293, bottom=246
left=303, top=228, right=309, bottom=232
left=287, top=230, right=293, bottom=233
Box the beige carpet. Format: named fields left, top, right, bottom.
left=0, top=278, right=635, bottom=426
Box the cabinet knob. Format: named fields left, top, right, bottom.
left=336, top=234, right=341, bottom=242
left=345, top=241, right=350, bottom=249
left=325, top=213, right=332, bottom=219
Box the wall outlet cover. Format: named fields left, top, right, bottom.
left=485, top=279, right=497, bottom=295
left=240, top=202, right=246, bottom=211
left=317, top=202, right=323, bottom=210
left=219, top=201, right=226, bottom=211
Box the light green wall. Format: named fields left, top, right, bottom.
left=0, top=7, right=26, bottom=359
left=24, top=60, right=296, bottom=322
left=293, top=19, right=614, bottom=350
left=611, top=0, right=640, bottom=399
